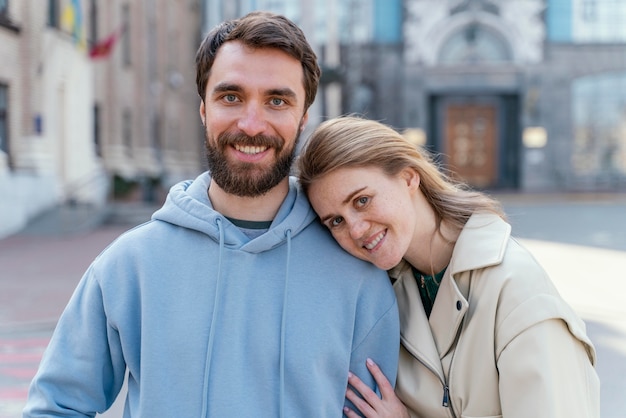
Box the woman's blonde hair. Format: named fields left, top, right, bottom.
left=297, top=116, right=505, bottom=233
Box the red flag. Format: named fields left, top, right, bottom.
left=89, top=28, right=122, bottom=59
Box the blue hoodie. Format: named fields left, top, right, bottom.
left=24, top=172, right=399, bottom=417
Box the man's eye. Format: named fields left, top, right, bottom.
left=224, top=94, right=238, bottom=102
left=270, top=98, right=285, bottom=106
left=330, top=216, right=344, bottom=227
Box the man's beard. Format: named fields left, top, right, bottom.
left=204, top=129, right=299, bottom=197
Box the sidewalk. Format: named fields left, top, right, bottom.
left=0, top=203, right=155, bottom=418
left=0, top=225, right=131, bottom=332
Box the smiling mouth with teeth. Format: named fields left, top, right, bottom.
left=364, top=230, right=386, bottom=250
left=234, top=144, right=269, bottom=155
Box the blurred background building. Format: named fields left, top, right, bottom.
left=1, top=0, right=625, bottom=238
left=0, top=0, right=202, bottom=238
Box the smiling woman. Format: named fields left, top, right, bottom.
left=307, top=165, right=419, bottom=271
left=298, top=115, right=601, bottom=418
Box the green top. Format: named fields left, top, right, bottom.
left=412, top=266, right=447, bottom=318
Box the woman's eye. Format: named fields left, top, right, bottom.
left=330, top=216, right=344, bottom=227
left=356, top=196, right=369, bottom=207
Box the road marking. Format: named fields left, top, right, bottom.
left=0, top=334, right=50, bottom=417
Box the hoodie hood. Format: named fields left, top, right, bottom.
left=152, top=171, right=317, bottom=252
left=152, top=171, right=320, bottom=417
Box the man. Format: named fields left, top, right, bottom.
left=24, top=11, right=399, bottom=417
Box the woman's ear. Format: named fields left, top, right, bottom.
left=401, top=168, right=420, bottom=192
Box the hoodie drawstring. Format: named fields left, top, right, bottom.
left=279, top=228, right=292, bottom=418
left=201, top=218, right=225, bottom=418
left=200, top=220, right=292, bottom=417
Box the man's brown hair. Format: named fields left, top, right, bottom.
left=195, top=11, right=321, bottom=112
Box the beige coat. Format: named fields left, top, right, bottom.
left=389, top=213, right=600, bottom=418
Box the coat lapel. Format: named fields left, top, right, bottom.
left=429, top=270, right=468, bottom=357
left=392, top=262, right=445, bottom=379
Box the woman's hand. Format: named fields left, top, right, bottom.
left=343, top=358, right=410, bottom=418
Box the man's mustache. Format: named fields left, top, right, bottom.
left=217, top=132, right=284, bottom=151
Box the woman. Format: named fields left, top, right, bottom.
left=298, top=116, right=600, bottom=418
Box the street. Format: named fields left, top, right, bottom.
left=1, top=194, right=626, bottom=417
left=500, top=193, right=626, bottom=418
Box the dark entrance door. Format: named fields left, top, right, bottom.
left=429, top=94, right=520, bottom=190
left=444, top=102, right=498, bottom=188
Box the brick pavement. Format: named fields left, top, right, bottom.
left=0, top=226, right=130, bottom=330
left=0, top=332, right=50, bottom=418
left=0, top=225, right=132, bottom=416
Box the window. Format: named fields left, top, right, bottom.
left=122, top=108, right=132, bottom=157
left=582, top=0, right=597, bottom=21
left=48, top=0, right=60, bottom=28
left=0, top=0, right=20, bottom=32
left=574, top=0, right=626, bottom=41
left=549, top=0, right=626, bottom=42
left=152, top=114, right=162, bottom=163
left=572, top=72, right=626, bottom=185
left=373, top=0, right=402, bottom=44
left=89, top=0, right=98, bottom=44
left=0, top=84, right=9, bottom=159
left=0, top=0, right=8, bottom=17
left=93, top=104, right=101, bottom=157
left=122, top=3, right=131, bottom=67
left=546, top=0, right=573, bottom=41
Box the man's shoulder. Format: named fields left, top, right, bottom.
left=92, top=219, right=182, bottom=264
left=296, top=222, right=389, bottom=276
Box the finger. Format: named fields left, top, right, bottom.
left=345, top=387, right=375, bottom=417
left=343, top=406, right=363, bottom=418
left=348, top=371, right=381, bottom=408
left=365, top=358, right=395, bottom=398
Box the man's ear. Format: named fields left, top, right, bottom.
left=299, top=111, right=309, bottom=132
left=199, top=101, right=206, bottom=126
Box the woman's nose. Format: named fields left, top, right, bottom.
left=348, top=217, right=369, bottom=240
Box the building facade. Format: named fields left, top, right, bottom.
left=341, top=0, right=626, bottom=191
left=0, top=0, right=104, bottom=237
left=3, top=0, right=621, bottom=238
left=94, top=0, right=203, bottom=202
left=201, top=0, right=626, bottom=191
left=0, top=0, right=203, bottom=238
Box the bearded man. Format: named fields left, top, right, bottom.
left=23, top=11, right=399, bottom=418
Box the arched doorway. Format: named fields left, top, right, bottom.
left=429, top=22, right=520, bottom=189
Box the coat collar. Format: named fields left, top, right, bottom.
left=388, top=212, right=510, bottom=284
left=389, top=212, right=511, bottom=376
left=448, top=212, right=511, bottom=276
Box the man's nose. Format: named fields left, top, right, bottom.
left=237, top=102, right=268, bottom=137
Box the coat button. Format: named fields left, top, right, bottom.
left=456, top=301, right=462, bottom=310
